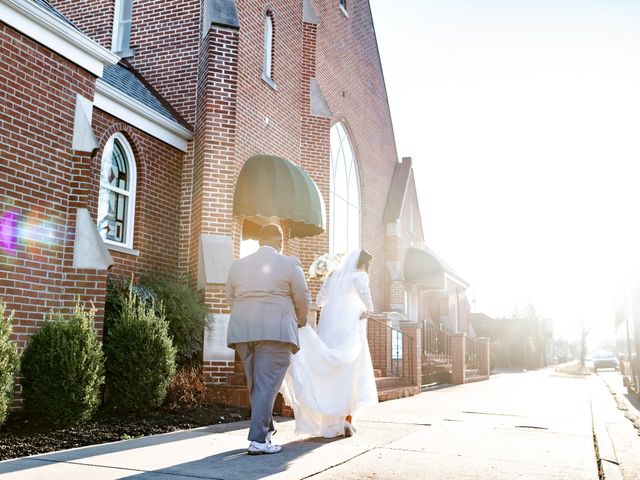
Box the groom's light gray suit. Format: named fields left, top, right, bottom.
left=226, top=245, right=310, bottom=443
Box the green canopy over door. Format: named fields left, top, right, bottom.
left=404, top=247, right=446, bottom=289
left=233, top=155, right=326, bottom=239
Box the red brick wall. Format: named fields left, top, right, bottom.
left=314, top=0, right=401, bottom=311
left=0, top=23, right=106, bottom=349
left=51, top=0, right=115, bottom=48
left=50, top=0, right=200, bottom=126
left=125, top=0, right=200, bottom=126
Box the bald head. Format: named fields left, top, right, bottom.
left=259, top=223, right=283, bottom=252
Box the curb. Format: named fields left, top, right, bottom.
left=601, top=379, right=640, bottom=434
left=591, top=391, right=624, bottom=480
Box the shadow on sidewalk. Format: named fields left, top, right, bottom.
left=122, top=435, right=339, bottom=480
left=0, top=421, right=250, bottom=476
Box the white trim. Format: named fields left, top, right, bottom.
left=262, top=13, right=273, bottom=80
left=445, top=272, right=470, bottom=289
left=111, top=0, right=122, bottom=52
left=98, top=133, right=137, bottom=249
left=0, top=0, right=119, bottom=77
left=105, top=242, right=140, bottom=256
left=95, top=79, right=193, bottom=152
left=261, top=72, right=278, bottom=90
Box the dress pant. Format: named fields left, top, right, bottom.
left=235, top=340, right=292, bottom=443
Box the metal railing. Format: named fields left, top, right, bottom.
left=422, top=322, right=452, bottom=366
left=465, top=336, right=480, bottom=371
left=368, top=317, right=415, bottom=384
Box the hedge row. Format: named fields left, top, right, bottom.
left=0, top=274, right=204, bottom=428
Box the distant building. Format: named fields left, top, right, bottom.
left=470, top=313, right=553, bottom=369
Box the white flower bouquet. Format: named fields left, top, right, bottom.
left=307, top=252, right=345, bottom=281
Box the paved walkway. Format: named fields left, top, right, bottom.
left=1, top=367, right=639, bottom=479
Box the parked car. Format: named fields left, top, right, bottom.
left=593, top=352, right=619, bottom=371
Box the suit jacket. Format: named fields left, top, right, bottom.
left=226, top=246, right=311, bottom=353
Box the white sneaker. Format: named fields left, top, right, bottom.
left=247, top=440, right=282, bottom=455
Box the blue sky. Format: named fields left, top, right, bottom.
left=370, top=0, right=640, bottom=341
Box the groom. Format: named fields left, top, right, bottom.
left=226, top=223, right=311, bottom=455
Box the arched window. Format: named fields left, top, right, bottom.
left=329, top=122, right=360, bottom=255
left=263, top=12, right=274, bottom=80
left=97, top=133, right=137, bottom=248
left=112, top=0, right=134, bottom=56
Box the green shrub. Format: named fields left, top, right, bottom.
left=139, top=274, right=207, bottom=366
left=105, top=286, right=176, bottom=411
left=20, top=303, right=104, bottom=426
left=104, top=275, right=154, bottom=339
left=106, top=274, right=207, bottom=367
left=0, top=301, right=19, bottom=427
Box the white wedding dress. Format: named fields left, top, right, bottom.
left=280, top=251, right=378, bottom=438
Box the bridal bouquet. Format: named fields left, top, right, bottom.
left=307, top=252, right=344, bottom=281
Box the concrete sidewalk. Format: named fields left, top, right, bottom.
left=592, top=371, right=640, bottom=480
left=0, top=368, right=633, bottom=479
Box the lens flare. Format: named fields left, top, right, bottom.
left=0, top=209, right=18, bottom=254
left=0, top=207, right=63, bottom=257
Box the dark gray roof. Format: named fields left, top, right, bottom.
left=32, top=0, right=79, bottom=31
left=102, top=63, right=181, bottom=125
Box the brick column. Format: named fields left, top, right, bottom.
left=191, top=24, right=241, bottom=393
left=401, top=321, right=422, bottom=387
left=368, top=314, right=392, bottom=376
left=451, top=332, right=466, bottom=385
left=478, top=337, right=490, bottom=377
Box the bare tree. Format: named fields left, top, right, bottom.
left=579, top=318, right=596, bottom=368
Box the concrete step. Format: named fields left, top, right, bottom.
left=376, top=376, right=412, bottom=390
left=377, top=385, right=420, bottom=402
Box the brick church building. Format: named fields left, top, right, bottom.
left=1, top=0, right=483, bottom=406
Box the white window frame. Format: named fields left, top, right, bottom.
left=329, top=121, right=361, bottom=255
left=339, top=0, right=348, bottom=17
left=262, top=12, right=274, bottom=83
left=98, top=132, right=137, bottom=249
left=112, top=0, right=134, bottom=56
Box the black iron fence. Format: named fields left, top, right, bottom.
left=465, top=336, right=480, bottom=371
left=369, top=317, right=415, bottom=384
left=422, top=323, right=452, bottom=365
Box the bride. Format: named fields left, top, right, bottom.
left=280, top=249, right=378, bottom=438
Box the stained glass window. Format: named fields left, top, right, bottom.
left=98, top=134, right=136, bottom=247
left=329, top=122, right=360, bottom=255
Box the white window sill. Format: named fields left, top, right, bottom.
left=114, top=48, right=135, bottom=59
left=339, top=5, right=349, bottom=18
left=105, top=242, right=140, bottom=256
left=262, top=73, right=278, bottom=90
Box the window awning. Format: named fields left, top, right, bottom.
left=233, top=155, right=326, bottom=239
left=403, top=247, right=446, bottom=289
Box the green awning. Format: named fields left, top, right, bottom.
left=233, top=155, right=326, bottom=239
left=404, top=247, right=445, bottom=289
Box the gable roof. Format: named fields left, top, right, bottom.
left=383, top=157, right=412, bottom=223
left=421, top=243, right=469, bottom=288
left=31, top=0, right=78, bottom=30
left=101, top=63, right=189, bottom=129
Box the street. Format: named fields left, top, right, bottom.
left=2, top=366, right=639, bottom=479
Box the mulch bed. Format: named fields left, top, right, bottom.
left=0, top=404, right=250, bottom=461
